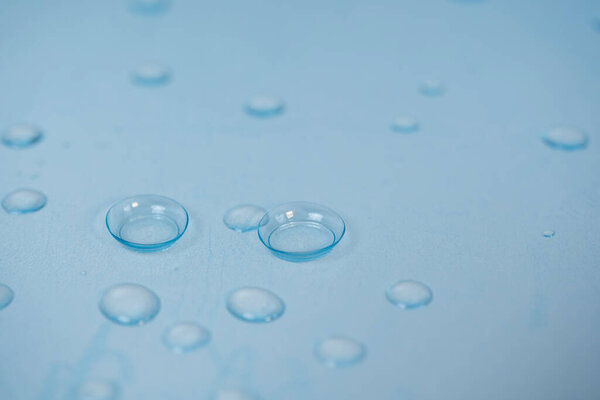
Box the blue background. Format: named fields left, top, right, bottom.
left=1, top=0, right=599, bottom=399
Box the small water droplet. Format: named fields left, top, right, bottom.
left=2, top=124, right=43, bottom=148
left=419, top=80, right=445, bottom=97
left=543, top=230, right=555, bottom=238
left=162, top=322, right=211, bottom=353
left=223, top=204, right=266, bottom=232
left=132, top=62, right=170, bottom=86
left=245, top=95, right=284, bottom=117
left=592, top=18, right=600, bottom=33
left=386, top=280, right=433, bottom=309
left=129, top=0, right=170, bottom=15
left=75, top=380, right=120, bottom=400
left=226, top=287, right=285, bottom=323
left=542, top=126, right=588, bottom=151
left=80, top=271, right=88, bottom=276
left=214, top=389, right=258, bottom=400
left=99, top=283, right=160, bottom=326
left=0, top=284, right=14, bottom=311
left=391, top=116, right=419, bottom=133
left=314, top=336, right=366, bottom=368
left=2, top=189, right=47, bottom=214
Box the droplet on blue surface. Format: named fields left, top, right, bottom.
left=2, top=124, right=43, bottom=148
left=543, top=230, right=555, bottom=238
left=0, top=284, right=14, bottom=311
left=213, top=389, right=258, bottom=400
left=223, top=204, right=266, bottom=232
left=542, top=126, right=588, bottom=151
left=391, top=116, right=419, bottom=133
left=132, top=62, right=170, bottom=86
left=129, top=0, right=170, bottom=15
left=314, top=336, right=366, bottom=368
left=245, top=95, right=284, bottom=117
left=2, top=189, right=47, bottom=214
left=162, top=322, right=211, bottom=353
left=386, top=280, right=433, bottom=309
left=592, top=18, right=600, bottom=33
left=99, top=283, right=160, bottom=326
left=419, top=80, right=445, bottom=97
left=226, top=287, right=285, bottom=323
left=75, top=380, right=120, bottom=400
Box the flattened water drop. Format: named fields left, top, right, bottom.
left=75, top=380, right=120, bottom=400
left=386, top=280, right=433, bottom=309
left=542, top=126, right=588, bottom=151
left=314, top=336, right=366, bottom=368
left=223, top=204, right=266, bottom=232
left=162, top=322, right=211, bottom=353
left=543, top=230, right=555, bottom=238
left=0, top=284, right=14, bottom=311
left=129, top=0, right=170, bottom=15
left=214, top=389, right=258, bottom=400
left=99, top=283, right=160, bottom=326
left=419, top=80, right=445, bottom=97
left=2, top=189, right=47, bottom=214
left=226, top=287, right=285, bottom=323
left=2, top=124, right=43, bottom=148
left=132, top=62, right=170, bottom=86
left=245, top=95, right=284, bottom=117
left=391, top=116, right=419, bottom=133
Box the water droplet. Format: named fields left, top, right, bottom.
left=314, top=336, right=366, bottom=368
left=223, top=204, right=266, bottom=232
left=592, top=18, right=600, bottom=32
left=391, top=116, right=419, bottom=133
left=132, top=62, right=170, bottom=86
left=129, top=0, right=170, bottom=15
left=542, top=126, right=588, bottom=151
left=386, top=280, right=433, bottom=309
left=2, top=124, right=43, bottom=148
left=80, top=271, right=88, bottom=276
left=75, top=380, right=120, bottom=400
left=0, top=284, right=14, bottom=311
left=245, top=95, right=284, bottom=117
left=226, top=287, right=285, bottom=323
left=2, top=189, right=47, bottom=214
left=543, top=230, right=555, bottom=238
left=99, top=283, right=160, bottom=326
left=419, top=80, right=445, bottom=97
left=162, top=322, right=211, bottom=353
left=214, top=389, right=258, bottom=400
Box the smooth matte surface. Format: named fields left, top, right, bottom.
left=0, top=0, right=599, bottom=399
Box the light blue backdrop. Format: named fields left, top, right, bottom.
left=0, top=0, right=599, bottom=399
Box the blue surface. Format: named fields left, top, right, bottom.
left=0, top=0, right=599, bottom=399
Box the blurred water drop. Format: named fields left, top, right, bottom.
left=74, top=380, right=120, bottom=400
left=129, top=0, right=170, bottom=15
left=542, top=126, right=588, bottom=151
left=245, top=95, right=284, bottom=117
left=314, top=336, right=366, bottom=368
left=2, top=189, right=47, bottom=214
left=226, top=287, right=285, bottom=323
left=391, top=116, right=419, bottom=133
left=2, top=124, right=43, bottom=148
left=214, top=388, right=258, bottom=400
left=543, top=230, right=555, bottom=238
left=223, top=204, right=266, bottom=232
left=162, top=322, right=211, bottom=353
left=132, top=62, right=170, bottom=86
left=419, top=80, right=445, bottom=97
left=386, top=280, right=433, bottom=309
left=0, top=284, right=14, bottom=311
left=99, top=283, right=160, bottom=326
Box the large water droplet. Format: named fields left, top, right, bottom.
left=132, top=62, right=170, bottom=86
left=391, top=116, right=419, bottom=133
left=213, top=389, right=258, bottom=400
left=223, top=204, right=266, bottom=232
left=419, top=80, right=445, bottom=97
left=99, top=283, right=160, bottom=326
left=542, top=126, right=588, bottom=151
left=75, top=380, right=120, bottom=400
left=314, top=336, right=366, bottom=368
left=386, top=280, right=433, bottom=309
left=0, top=284, right=14, bottom=311
left=2, top=189, right=47, bottom=214
left=245, top=95, right=284, bottom=117
left=543, top=230, right=555, bottom=238
left=129, top=0, right=170, bottom=15
left=2, top=124, right=43, bottom=148
left=226, top=287, right=285, bottom=323
left=162, top=322, right=211, bottom=353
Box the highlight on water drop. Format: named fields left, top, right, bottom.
left=98, top=283, right=160, bottom=326
left=2, top=188, right=47, bottom=214
left=419, top=79, right=445, bottom=97
left=542, top=126, right=588, bottom=151
left=162, top=321, right=211, bottom=353
left=226, top=287, right=285, bottom=323
left=223, top=204, right=266, bottom=232
left=245, top=95, right=285, bottom=118
left=131, top=62, right=171, bottom=86
left=391, top=115, right=419, bottom=133
left=2, top=124, right=43, bottom=148
left=213, top=388, right=259, bottom=400
left=74, top=380, right=120, bottom=400
left=314, top=336, right=366, bottom=368
left=543, top=230, right=555, bottom=238
left=0, top=284, right=14, bottom=311
left=386, top=280, right=433, bottom=309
